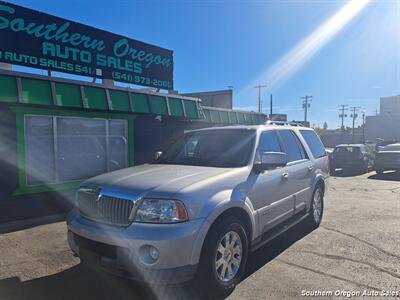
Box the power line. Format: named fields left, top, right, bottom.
left=338, top=104, right=349, bottom=131
left=254, top=84, right=267, bottom=113
left=301, top=95, right=312, bottom=122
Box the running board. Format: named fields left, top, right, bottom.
left=250, top=212, right=309, bottom=252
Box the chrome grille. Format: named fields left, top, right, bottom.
left=77, top=189, right=137, bottom=226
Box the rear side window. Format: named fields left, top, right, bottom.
left=300, top=130, right=326, bottom=158
left=258, top=131, right=282, bottom=155
left=278, top=130, right=306, bottom=162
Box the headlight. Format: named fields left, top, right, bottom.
left=134, top=199, right=188, bottom=224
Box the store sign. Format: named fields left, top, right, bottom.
left=0, top=2, right=173, bottom=89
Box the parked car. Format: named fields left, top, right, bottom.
left=67, top=124, right=329, bottom=298
left=375, top=139, right=398, bottom=151
left=374, top=143, right=400, bottom=175
left=330, top=144, right=374, bottom=174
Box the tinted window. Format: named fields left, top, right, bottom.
left=334, top=146, right=361, bottom=154
left=300, top=130, right=327, bottom=158
left=154, top=129, right=256, bottom=168
left=258, top=131, right=282, bottom=155
left=278, top=130, right=305, bottom=162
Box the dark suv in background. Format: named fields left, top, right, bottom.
left=330, top=144, right=374, bottom=174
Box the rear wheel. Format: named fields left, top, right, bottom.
left=195, top=216, right=248, bottom=298
left=330, top=166, right=336, bottom=175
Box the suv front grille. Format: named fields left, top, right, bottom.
left=77, top=190, right=136, bottom=226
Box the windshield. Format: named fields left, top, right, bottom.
left=153, top=129, right=256, bottom=168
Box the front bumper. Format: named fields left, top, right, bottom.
left=67, top=210, right=208, bottom=283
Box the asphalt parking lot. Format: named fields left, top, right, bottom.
left=0, top=171, right=399, bottom=300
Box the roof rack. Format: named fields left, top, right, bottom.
left=265, top=120, right=303, bottom=127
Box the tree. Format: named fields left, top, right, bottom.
left=323, top=122, right=328, bottom=130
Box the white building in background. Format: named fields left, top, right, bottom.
left=380, top=96, right=400, bottom=115
left=366, top=95, right=400, bottom=141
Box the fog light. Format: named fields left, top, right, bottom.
left=139, top=245, right=160, bottom=265
left=149, top=246, right=159, bottom=261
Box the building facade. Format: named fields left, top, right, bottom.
left=365, top=96, right=400, bottom=141
left=183, top=89, right=233, bottom=109
left=0, top=70, right=267, bottom=226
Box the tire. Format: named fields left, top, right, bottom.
left=307, top=185, right=324, bottom=229
left=361, top=162, right=369, bottom=174
left=195, top=216, right=249, bottom=299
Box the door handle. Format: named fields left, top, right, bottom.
left=282, top=172, right=289, bottom=179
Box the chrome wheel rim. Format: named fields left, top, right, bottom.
left=214, top=231, right=242, bottom=282
left=313, top=189, right=322, bottom=224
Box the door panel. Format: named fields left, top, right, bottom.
left=247, top=130, right=295, bottom=233
left=247, top=168, right=294, bottom=232
left=284, top=161, right=312, bottom=213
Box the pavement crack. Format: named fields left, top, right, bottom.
left=390, top=187, right=400, bottom=194
left=321, top=226, right=400, bottom=260
left=301, top=250, right=400, bottom=280
left=277, top=259, right=381, bottom=291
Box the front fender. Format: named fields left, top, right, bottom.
left=189, top=189, right=257, bottom=265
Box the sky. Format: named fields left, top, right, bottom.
left=7, top=0, right=400, bottom=128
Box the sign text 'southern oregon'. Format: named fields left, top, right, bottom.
left=0, top=1, right=174, bottom=89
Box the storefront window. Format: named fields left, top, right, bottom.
left=25, top=116, right=55, bottom=185
left=57, top=118, right=107, bottom=181
left=24, top=115, right=128, bottom=186
left=109, top=120, right=128, bottom=172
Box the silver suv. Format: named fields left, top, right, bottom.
left=67, top=124, right=329, bottom=297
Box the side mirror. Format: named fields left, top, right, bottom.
left=253, top=152, right=287, bottom=173
left=155, top=151, right=162, bottom=160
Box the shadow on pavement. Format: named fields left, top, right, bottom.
left=243, top=220, right=312, bottom=280
left=0, top=264, right=156, bottom=300
left=331, top=169, right=367, bottom=177
left=368, top=171, right=400, bottom=181
left=0, top=222, right=313, bottom=300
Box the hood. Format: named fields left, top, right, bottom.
left=82, top=164, right=233, bottom=197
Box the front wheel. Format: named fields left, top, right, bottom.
left=195, top=216, right=249, bottom=298
left=307, top=185, right=324, bottom=229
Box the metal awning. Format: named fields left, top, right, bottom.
left=0, top=69, right=267, bottom=125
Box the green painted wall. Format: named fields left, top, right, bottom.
left=84, top=87, right=108, bottom=110
left=0, top=75, right=17, bottom=102
left=149, top=95, right=168, bottom=115
left=21, top=78, right=52, bottom=105
left=110, top=90, right=130, bottom=112
left=55, top=82, right=82, bottom=108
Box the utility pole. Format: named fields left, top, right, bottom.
left=254, top=84, right=267, bottom=113
left=350, top=106, right=360, bottom=143
left=362, top=111, right=365, bottom=144
left=338, top=104, right=349, bottom=131
left=270, top=94, right=273, bottom=116
left=301, top=95, right=312, bottom=123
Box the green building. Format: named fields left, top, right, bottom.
left=0, top=69, right=267, bottom=226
